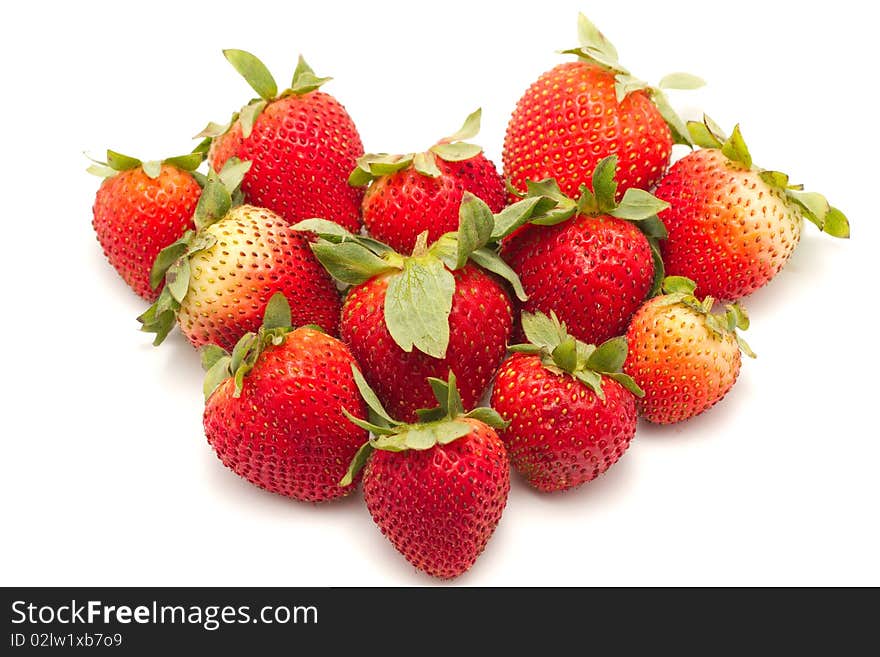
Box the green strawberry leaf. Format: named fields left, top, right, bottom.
left=86, top=163, right=118, bottom=178
left=638, top=215, right=668, bottom=240
left=413, top=151, right=441, bottom=177
left=348, top=165, right=373, bottom=187
left=289, top=55, right=332, bottom=95
left=341, top=407, right=396, bottom=435
left=137, top=287, right=179, bottom=346
left=787, top=190, right=830, bottom=228
left=165, top=259, right=191, bottom=304
left=442, top=108, right=482, bottom=143
left=263, top=292, right=292, bottom=330
left=568, top=12, right=627, bottom=74
left=218, top=158, right=252, bottom=195
left=662, top=275, right=697, bottom=295
left=150, top=238, right=190, bottom=291
left=521, top=311, right=565, bottom=352
left=574, top=368, right=604, bottom=400
left=310, top=240, right=396, bottom=285
left=239, top=99, right=267, bottom=139
left=430, top=142, right=483, bottom=162
left=141, top=160, right=162, bottom=179
left=291, top=218, right=357, bottom=241
left=614, top=74, right=649, bottom=103
left=202, top=354, right=232, bottom=401
left=658, top=72, right=706, bottom=90
left=586, top=336, right=628, bottom=373
left=647, top=238, right=666, bottom=298
left=468, top=248, right=527, bottom=302
left=490, top=196, right=558, bottom=240
left=349, top=364, right=398, bottom=425
left=652, top=90, right=692, bottom=146
left=193, top=170, right=232, bottom=232
left=164, top=152, right=205, bottom=171
left=724, top=303, right=750, bottom=331
left=551, top=336, right=578, bottom=373
left=384, top=257, right=455, bottom=359
left=603, top=371, right=645, bottom=398
left=454, top=193, right=494, bottom=268
left=759, top=170, right=791, bottom=189
left=194, top=120, right=232, bottom=140
left=200, top=344, right=230, bottom=371
left=223, top=49, right=278, bottom=101
left=721, top=124, right=752, bottom=168
left=591, top=155, right=619, bottom=212
left=823, top=207, right=850, bottom=238
left=687, top=120, right=724, bottom=149
left=464, top=407, right=510, bottom=429
left=610, top=188, right=670, bottom=221
left=106, top=150, right=142, bottom=171
left=339, top=441, right=374, bottom=486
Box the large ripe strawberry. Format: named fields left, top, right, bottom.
left=202, top=293, right=367, bottom=501
left=203, top=50, right=364, bottom=232
left=340, top=370, right=510, bottom=579
left=138, top=161, right=341, bottom=350
left=624, top=276, right=755, bottom=424
left=503, top=13, right=703, bottom=200
left=293, top=194, right=535, bottom=422
left=654, top=116, right=850, bottom=300
left=89, top=149, right=203, bottom=301
left=492, top=311, right=642, bottom=492
left=349, top=109, right=506, bottom=253
left=500, top=156, right=669, bottom=346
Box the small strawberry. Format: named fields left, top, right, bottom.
left=654, top=116, right=850, bottom=300
left=349, top=109, right=506, bottom=253
left=624, top=276, right=755, bottom=424
left=340, top=369, right=510, bottom=579
left=500, top=156, right=670, bottom=346
left=492, top=311, right=642, bottom=492
left=503, top=13, right=703, bottom=200
left=202, top=50, right=364, bottom=232
left=293, top=194, right=539, bottom=422
left=202, top=293, right=367, bottom=501
left=88, top=149, right=204, bottom=301
left=138, top=161, right=341, bottom=350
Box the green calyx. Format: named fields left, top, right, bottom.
left=509, top=311, right=644, bottom=400
left=499, top=156, right=670, bottom=295
left=200, top=292, right=297, bottom=401
left=658, top=276, right=756, bottom=358
left=560, top=13, right=705, bottom=146
left=348, top=109, right=485, bottom=186
left=85, top=149, right=205, bottom=180
left=195, top=51, right=331, bottom=142
left=339, top=368, right=508, bottom=486
left=688, top=115, right=850, bottom=239
left=293, top=193, right=534, bottom=359
left=137, top=158, right=252, bottom=345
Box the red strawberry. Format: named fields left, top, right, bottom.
left=340, top=370, right=510, bottom=579
left=492, top=311, right=642, bottom=492
left=89, top=150, right=203, bottom=301
left=654, top=116, right=850, bottom=300
left=204, top=50, right=364, bottom=232
left=624, top=276, right=755, bottom=424
left=139, top=162, right=341, bottom=350
left=202, top=293, right=367, bottom=501
left=503, top=13, right=703, bottom=200
left=500, top=156, right=669, bottom=346
left=350, top=109, right=506, bottom=253
left=293, top=194, right=529, bottom=422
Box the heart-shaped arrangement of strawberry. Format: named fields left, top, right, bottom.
left=87, top=13, right=849, bottom=580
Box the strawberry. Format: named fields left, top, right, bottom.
left=138, top=161, right=341, bottom=350
left=349, top=109, right=506, bottom=253
left=340, top=370, right=510, bottom=579
left=654, top=116, right=850, bottom=300
left=624, top=276, right=755, bottom=424
left=202, top=50, right=364, bottom=232
left=503, top=13, right=703, bottom=200
left=500, top=156, right=670, bottom=346
left=202, top=293, right=367, bottom=501
left=88, top=149, right=204, bottom=301
left=491, top=311, right=642, bottom=492
left=293, top=194, right=537, bottom=422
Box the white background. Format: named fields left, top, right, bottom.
left=2, top=0, right=877, bottom=586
